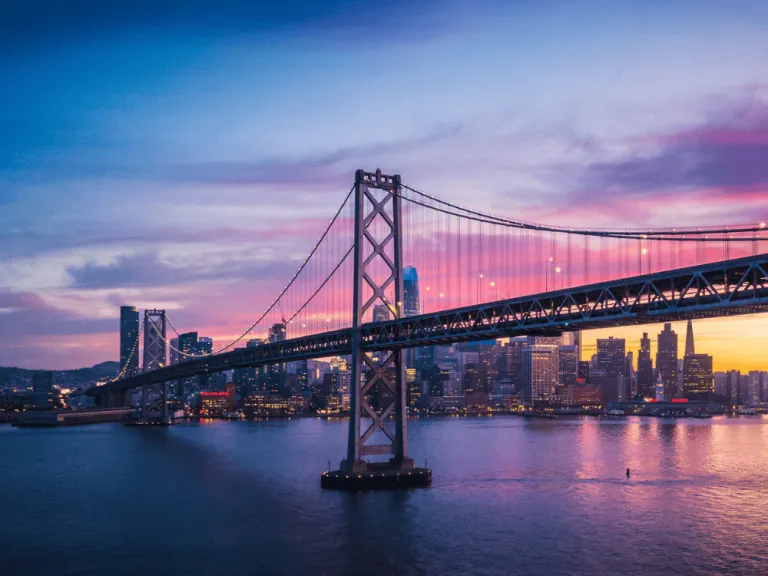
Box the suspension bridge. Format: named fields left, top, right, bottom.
left=91, top=169, right=768, bottom=488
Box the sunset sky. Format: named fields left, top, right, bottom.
left=1, top=1, right=767, bottom=370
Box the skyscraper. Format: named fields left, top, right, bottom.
left=596, top=337, right=626, bottom=377
left=596, top=337, right=627, bottom=403
left=726, top=370, right=741, bottom=405
left=558, top=345, right=579, bottom=387
left=197, top=336, right=213, bottom=355
left=119, top=306, right=139, bottom=377
left=684, top=319, right=695, bottom=356
left=656, top=323, right=678, bottom=401
left=520, top=345, right=559, bottom=404
left=683, top=355, right=714, bottom=399
left=403, top=266, right=420, bottom=370
left=637, top=332, right=654, bottom=398
left=681, top=320, right=713, bottom=399
left=403, top=266, right=420, bottom=316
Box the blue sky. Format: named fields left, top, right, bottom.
left=1, top=1, right=768, bottom=368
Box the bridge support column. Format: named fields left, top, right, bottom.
left=324, top=169, right=430, bottom=490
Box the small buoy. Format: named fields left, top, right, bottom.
left=626, top=468, right=630, bottom=477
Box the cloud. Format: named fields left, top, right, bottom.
left=0, top=289, right=114, bottom=339
left=549, top=95, right=768, bottom=225
left=66, top=250, right=302, bottom=290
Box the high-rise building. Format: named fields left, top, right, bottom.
left=502, top=339, right=526, bottom=390
left=624, top=352, right=635, bottom=396
left=177, top=332, right=199, bottom=397
left=403, top=266, right=420, bottom=370
left=684, top=319, right=695, bottom=356
left=637, top=332, right=654, bottom=398
left=726, top=370, right=741, bottom=405
left=520, top=345, right=559, bottom=404
left=197, top=337, right=213, bottom=355
left=267, top=323, right=287, bottom=395
left=169, top=337, right=179, bottom=366
left=747, top=371, right=762, bottom=405
left=713, top=372, right=728, bottom=397
left=479, top=343, right=501, bottom=394
left=577, top=361, right=590, bottom=384
left=595, top=337, right=627, bottom=403
left=403, top=266, right=420, bottom=317
left=656, top=323, right=678, bottom=401
left=372, top=304, right=391, bottom=322
left=119, top=306, right=140, bottom=377
left=597, top=337, right=625, bottom=377
left=683, top=354, right=713, bottom=399
left=682, top=320, right=713, bottom=399
left=558, top=345, right=579, bottom=387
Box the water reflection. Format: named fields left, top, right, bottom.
left=1, top=416, right=767, bottom=576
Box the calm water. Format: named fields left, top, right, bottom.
left=2, top=416, right=768, bottom=576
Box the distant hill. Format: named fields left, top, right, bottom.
left=0, top=361, right=120, bottom=389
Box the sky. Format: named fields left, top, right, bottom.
left=1, top=0, right=768, bottom=370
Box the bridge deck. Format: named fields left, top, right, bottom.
left=93, top=253, right=768, bottom=394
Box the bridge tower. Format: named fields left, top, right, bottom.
left=141, top=309, right=170, bottom=423
left=323, top=169, right=430, bottom=489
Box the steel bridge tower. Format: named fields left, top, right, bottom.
left=141, top=309, right=170, bottom=423
left=326, top=169, right=429, bottom=488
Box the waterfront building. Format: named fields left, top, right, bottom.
left=244, top=393, right=308, bottom=416
left=119, top=306, right=140, bottom=377
left=520, top=345, right=559, bottom=404
left=747, top=371, right=762, bottom=405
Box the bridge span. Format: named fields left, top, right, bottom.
left=94, top=252, right=768, bottom=395
left=90, top=169, right=768, bottom=489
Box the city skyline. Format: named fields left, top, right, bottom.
left=2, top=1, right=768, bottom=369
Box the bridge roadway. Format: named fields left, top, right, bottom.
left=92, top=253, right=768, bottom=401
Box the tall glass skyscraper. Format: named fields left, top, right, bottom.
left=119, top=306, right=139, bottom=377
left=403, top=267, right=420, bottom=370
left=403, top=266, right=420, bottom=317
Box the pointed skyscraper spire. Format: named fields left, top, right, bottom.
left=684, top=319, right=695, bottom=357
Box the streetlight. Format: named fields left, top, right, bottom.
left=490, top=281, right=497, bottom=300
left=554, top=266, right=562, bottom=290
